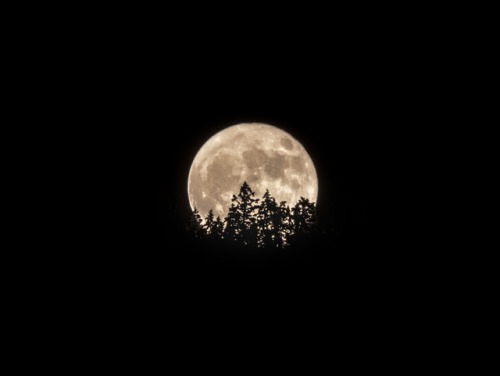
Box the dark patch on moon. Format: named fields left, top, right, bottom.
left=264, top=154, right=287, bottom=179
left=231, top=132, right=247, bottom=145
left=280, top=137, right=294, bottom=150
left=206, top=154, right=240, bottom=194
left=290, top=156, right=305, bottom=173
left=243, top=148, right=268, bottom=169
left=290, top=178, right=300, bottom=191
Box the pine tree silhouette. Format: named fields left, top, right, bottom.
left=212, top=216, right=224, bottom=239
left=224, top=202, right=241, bottom=244
left=224, top=182, right=259, bottom=247
left=278, top=200, right=292, bottom=246
left=290, top=197, right=318, bottom=243
left=257, top=189, right=280, bottom=248
left=189, top=183, right=318, bottom=249
left=203, top=209, right=215, bottom=238
left=187, top=207, right=204, bottom=239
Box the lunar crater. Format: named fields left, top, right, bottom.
left=280, top=137, right=294, bottom=150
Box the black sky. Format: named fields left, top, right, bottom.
left=41, top=8, right=455, bottom=352
left=70, top=7, right=437, bottom=298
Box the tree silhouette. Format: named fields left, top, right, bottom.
left=189, top=183, right=318, bottom=249
left=257, top=189, right=285, bottom=248
left=212, top=216, right=224, bottom=240
left=203, top=209, right=215, bottom=239
left=224, top=202, right=241, bottom=244
left=278, top=200, right=293, bottom=246
left=289, top=197, right=318, bottom=245
left=187, top=207, right=204, bottom=239
left=291, top=197, right=318, bottom=235
left=224, top=181, right=259, bottom=247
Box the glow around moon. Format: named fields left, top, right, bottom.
left=188, top=123, right=318, bottom=221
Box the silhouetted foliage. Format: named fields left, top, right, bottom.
left=212, top=216, right=224, bottom=240
left=187, top=207, right=203, bottom=239
left=290, top=197, right=318, bottom=244
left=224, top=182, right=259, bottom=247
left=188, top=182, right=318, bottom=249
left=256, top=190, right=284, bottom=248
left=203, top=209, right=215, bottom=238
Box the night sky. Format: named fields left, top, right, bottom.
left=71, top=5, right=439, bottom=299
left=74, top=9, right=423, bottom=266
left=47, top=8, right=449, bottom=357
left=68, top=12, right=434, bottom=297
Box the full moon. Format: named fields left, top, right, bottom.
left=188, top=123, right=318, bottom=221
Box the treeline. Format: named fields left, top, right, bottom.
left=188, top=182, right=317, bottom=248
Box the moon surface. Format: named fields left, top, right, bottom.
left=188, top=123, right=318, bottom=221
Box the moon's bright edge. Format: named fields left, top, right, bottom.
left=188, top=123, right=318, bottom=221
